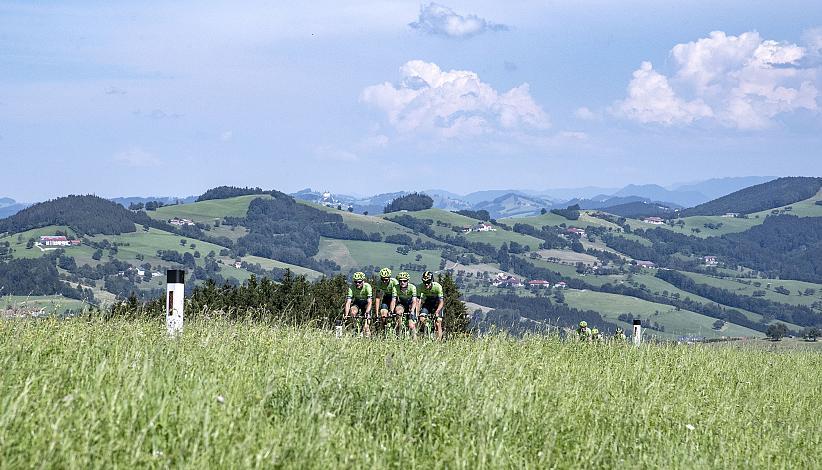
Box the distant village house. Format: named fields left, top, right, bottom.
left=169, top=218, right=196, bottom=226
left=642, top=216, right=665, bottom=225
left=39, top=236, right=79, bottom=247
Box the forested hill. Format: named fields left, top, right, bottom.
left=196, top=186, right=269, bottom=202
left=0, top=195, right=153, bottom=236
left=680, top=177, right=822, bottom=216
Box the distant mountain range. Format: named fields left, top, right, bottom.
left=0, top=198, right=30, bottom=220
left=0, top=176, right=785, bottom=222
left=289, top=177, right=789, bottom=219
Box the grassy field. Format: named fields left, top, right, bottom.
left=395, top=209, right=544, bottom=250
left=625, top=189, right=822, bottom=239
left=241, top=256, right=323, bottom=280
left=149, top=195, right=272, bottom=224
left=315, top=238, right=443, bottom=276
left=680, top=272, right=822, bottom=308
left=1, top=319, right=819, bottom=468
left=562, top=290, right=762, bottom=339
left=0, top=295, right=88, bottom=315
left=504, top=211, right=623, bottom=232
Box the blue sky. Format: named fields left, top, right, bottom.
left=1, top=0, right=821, bottom=201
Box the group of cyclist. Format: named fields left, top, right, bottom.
left=344, top=269, right=445, bottom=340
left=576, top=321, right=629, bottom=342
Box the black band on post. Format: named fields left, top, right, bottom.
left=167, top=269, right=185, bottom=284
left=633, top=319, right=641, bottom=326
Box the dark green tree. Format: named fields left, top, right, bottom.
left=766, top=323, right=789, bottom=341
left=438, top=272, right=468, bottom=337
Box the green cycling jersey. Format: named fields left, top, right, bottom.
left=395, top=283, right=417, bottom=302
left=347, top=282, right=373, bottom=301
left=375, top=278, right=398, bottom=298
left=418, top=281, right=444, bottom=303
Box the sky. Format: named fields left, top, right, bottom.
left=1, top=0, right=821, bottom=201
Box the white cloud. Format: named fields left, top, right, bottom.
left=613, top=62, right=713, bottom=125
left=409, top=3, right=507, bottom=39
left=574, top=106, right=598, bottom=121
left=220, top=130, right=234, bottom=142
left=802, top=27, right=822, bottom=57
left=113, top=148, right=161, bottom=167
left=613, top=31, right=820, bottom=129
left=361, top=60, right=549, bottom=139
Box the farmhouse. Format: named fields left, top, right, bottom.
left=635, top=260, right=656, bottom=269
left=39, top=236, right=75, bottom=247
left=528, top=280, right=551, bottom=288
left=460, top=226, right=472, bottom=234
left=555, top=281, right=567, bottom=289
left=565, top=227, right=586, bottom=237
left=475, top=223, right=497, bottom=232
left=703, top=256, right=718, bottom=266
left=169, top=218, right=196, bottom=226
left=492, top=274, right=523, bottom=287
left=643, top=216, right=665, bottom=225
left=721, top=212, right=740, bottom=218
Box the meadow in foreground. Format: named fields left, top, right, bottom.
left=1, top=319, right=820, bottom=469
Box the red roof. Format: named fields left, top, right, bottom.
left=528, top=280, right=550, bottom=285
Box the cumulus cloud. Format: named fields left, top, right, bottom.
left=361, top=60, right=549, bottom=139
left=409, top=3, right=507, bottom=38
left=574, top=106, right=599, bottom=121
left=113, top=148, right=161, bottom=167
left=613, top=30, right=820, bottom=129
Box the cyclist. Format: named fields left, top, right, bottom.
left=418, top=271, right=445, bottom=340
left=344, top=272, right=373, bottom=336
left=394, top=271, right=418, bottom=338
left=577, top=321, right=592, bottom=341
left=591, top=328, right=603, bottom=342
left=374, top=268, right=398, bottom=335
left=613, top=327, right=627, bottom=342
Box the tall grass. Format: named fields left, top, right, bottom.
left=1, top=319, right=819, bottom=468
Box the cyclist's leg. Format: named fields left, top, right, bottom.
left=419, top=307, right=431, bottom=339
left=405, top=302, right=417, bottom=339
left=435, top=308, right=445, bottom=340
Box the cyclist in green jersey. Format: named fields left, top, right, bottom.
left=374, top=268, right=398, bottom=330
left=394, top=271, right=418, bottom=338
left=345, top=272, right=373, bottom=337
left=418, top=271, right=445, bottom=340
left=577, top=321, right=592, bottom=341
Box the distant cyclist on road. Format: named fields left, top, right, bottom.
left=344, top=272, right=373, bottom=337
left=577, top=321, right=592, bottom=341
left=418, top=271, right=445, bottom=340
left=374, top=268, right=398, bottom=333
left=613, top=327, right=627, bottom=342
left=394, top=271, right=418, bottom=338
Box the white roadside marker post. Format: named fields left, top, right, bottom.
left=166, top=269, right=185, bottom=336
left=633, top=319, right=642, bottom=346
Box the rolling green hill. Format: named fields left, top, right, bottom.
left=679, top=176, right=822, bottom=217
left=3, top=184, right=821, bottom=338
left=148, top=195, right=272, bottom=224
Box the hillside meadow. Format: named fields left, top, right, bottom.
left=1, top=318, right=819, bottom=469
